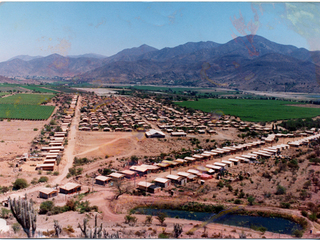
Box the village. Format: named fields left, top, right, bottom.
left=0, top=90, right=319, bottom=239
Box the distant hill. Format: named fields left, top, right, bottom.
left=68, top=53, right=107, bottom=59
left=2, top=35, right=320, bottom=92
left=8, top=55, right=43, bottom=61
left=78, top=35, right=320, bottom=92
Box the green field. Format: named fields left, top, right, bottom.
left=175, top=98, right=320, bottom=122
left=20, top=85, right=58, bottom=93
left=0, top=92, right=9, bottom=97
left=0, top=83, right=58, bottom=93
left=0, top=104, right=55, bottom=120
left=0, top=94, right=55, bottom=105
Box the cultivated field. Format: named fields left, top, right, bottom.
left=0, top=93, right=55, bottom=105
left=0, top=104, right=55, bottom=120
left=175, top=98, right=320, bottom=122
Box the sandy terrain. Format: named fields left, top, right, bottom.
left=0, top=120, right=47, bottom=161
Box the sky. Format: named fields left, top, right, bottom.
left=0, top=2, right=319, bottom=62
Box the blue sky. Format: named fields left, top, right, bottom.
left=0, top=2, right=319, bottom=62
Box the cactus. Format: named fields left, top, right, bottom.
left=103, top=229, right=120, bottom=239
left=78, top=214, right=120, bottom=238
left=8, top=193, right=36, bottom=238
left=54, top=220, right=62, bottom=238
left=78, top=214, right=103, bottom=238
left=173, top=223, right=183, bottom=238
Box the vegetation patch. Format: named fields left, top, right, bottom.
left=175, top=98, right=320, bottom=122
left=0, top=104, right=55, bottom=120
left=0, top=93, right=55, bottom=105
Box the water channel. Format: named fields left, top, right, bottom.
left=133, top=208, right=302, bottom=235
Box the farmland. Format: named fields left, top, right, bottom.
left=19, top=85, right=58, bottom=93
left=0, top=94, right=56, bottom=120
left=0, top=83, right=58, bottom=93
left=175, top=98, right=320, bottom=122
left=0, top=93, right=55, bottom=105
left=0, top=104, right=55, bottom=120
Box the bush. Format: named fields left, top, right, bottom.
left=13, top=178, right=28, bottom=190
left=0, top=186, right=10, bottom=194
left=53, top=171, right=59, bottom=176
left=301, top=210, right=308, bottom=217
left=280, top=202, right=290, bottom=209
left=12, top=222, right=21, bottom=233
left=1, top=208, right=11, bottom=218
left=38, top=176, right=48, bottom=183
left=276, top=185, right=286, bottom=195
left=31, top=178, right=38, bottom=185
left=156, top=212, right=167, bottom=226
left=308, top=213, right=317, bottom=221
left=217, top=181, right=224, bottom=188
left=158, top=233, right=169, bottom=238
left=66, top=199, right=76, bottom=211
left=247, top=195, right=255, bottom=205
left=124, top=214, right=137, bottom=225
left=39, top=201, right=54, bottom=214
left=293, top=229, right=303, bottom=238
left=234, top=199, right=242, bottom=204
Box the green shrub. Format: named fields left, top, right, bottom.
left=234, top=199, right=242, bottom=204
left=1, top=208, right=11, bottom=218
left=276, top=185, right=286, bottom=195
left=53, top=171, right=59, bottom=176
left=38, top=176, right=48, bottom=183
left=39, top=201, right=54, bottom=214
left=308, top=213, right=317, bottom=221
left=13, top=178, right=28, bottom=190
left=280, top=202, right=290, bottom=209
left=158, top=233, right=169, bottom=238
left=293, top=229, right=303, bottom=238
left=12, top=222, right=21, bottom=233
left=301, top=210, right=308, bottom=217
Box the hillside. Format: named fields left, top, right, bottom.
left=1, top=35, right=320, bottom=92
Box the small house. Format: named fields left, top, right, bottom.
left=39, top=188, right=58, bottom=199
left=154, top=177, right=171, bottom=189
left=145, top=129, right=165, bottom=138
left=120, top=170, right=137, bottom=179
left=95, top=176, right=111, bottom=186
left=59, top=183, right=81, bottom=194
left=166, top=174, right=187, bottom=186
left=137, top=181, right=161, bottom=193
left=109, top=172, right=125, bottom=180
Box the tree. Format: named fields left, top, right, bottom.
left=247, top=195, right=255, bottom=206
left=113, top=179, right=131, bottom=200
left=13, top=178, right=28, bottom=190
left=156, top=212, right=167, bottom=226
left=9, top=194, right=36, bottom=238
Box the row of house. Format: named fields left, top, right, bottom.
left=36, top=95, right=78, bottom=171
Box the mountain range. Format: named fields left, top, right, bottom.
left=1, top=35, right=320, bottom=92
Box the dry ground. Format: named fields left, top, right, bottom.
left=0, top=120, right=46, bottom=161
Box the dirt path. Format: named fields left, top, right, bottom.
left=74, top=136, right=130, bottom=157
